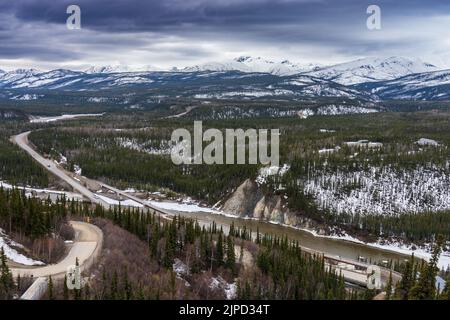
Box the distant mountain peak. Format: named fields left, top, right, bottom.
left=234, top=56, right=253, bottom=63
left=84, top=64, right=161, bottom=74
left=182, top=56, right=319, bottom=76
left=9, top=68, right=42, bottom=75
left=306, top=56, right=439, bottom=85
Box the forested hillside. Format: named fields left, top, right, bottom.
left=0, top=119, right=48, bottom=187
left=27, top=110, right=450, bottom=243
left=1, top=190, right=350, bottom=300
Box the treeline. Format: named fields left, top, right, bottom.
left=0, top=188, right=67, bottom=239
left=0, top=187, right=71, bottom=263
left=238, top=234, right=347, bottom=300
left=0, top=121, right=48, bottom=187
left=389, top=237, right=450, bottom=300
left=0, top=248, right=34, bottom=300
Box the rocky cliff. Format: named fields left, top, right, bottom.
left=221, top=179, right=306, bottom=227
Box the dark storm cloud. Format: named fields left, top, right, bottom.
left=1, top=0, right=450, bottom=69
left=9, top=0, right=449, bottom=32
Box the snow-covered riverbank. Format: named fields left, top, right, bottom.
left=264, top=219, right=450, bottom=270
left=0, top=181, right=83, bottom=201
left=29, top=113, right=104, bottom=123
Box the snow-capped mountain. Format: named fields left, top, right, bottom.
left=0, top=69, right=43, bottom=85
left=305, top=57, right=439, bottom=85
left=181, top=56, right=320, bottom=76
left=0, top=56, right=448, bottom=101
left=279, top=75, right=376, bottom=100
left=0, top=69, right=83, bottom=89
left=85, top=64, right=161, bottom=74
left=355, top=69, right=450, bottom=100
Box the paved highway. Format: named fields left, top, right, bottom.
left=12, top=131, right=108, bottom=206
left=12, top=131, right=172, bottom=219
left=11, top=221, right=103, bottom=279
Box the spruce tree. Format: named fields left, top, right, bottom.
left=409, top=236, right=444, bottom=300
left=226, top=235, right=236, bottom=271
left=63, top=274, right=69, bottom=300
left=214, top=232, right=224, bottom=267
left=0, top=247, right=15, bottom=300
left=47, top=276, right=54, bottom=300
left=385, top=271, right=392, bottom=300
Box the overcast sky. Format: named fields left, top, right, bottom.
left=1, top=0, right=450, bottom=71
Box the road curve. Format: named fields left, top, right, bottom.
left=11, top=221, right=103, bottom=279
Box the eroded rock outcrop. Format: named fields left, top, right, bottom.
left=221, top=179, right=303, bottom=227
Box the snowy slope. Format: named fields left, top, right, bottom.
left=281, top=75, right=376, bottom=100
left=182, top=56, right=319, bottom=76
left=303, top=164, right=450, bottom=216
left=0, top=228, right=44, bottom=266
left=85, top=64, right=161, bottom=74
left=0, top=68, right=43, bottom=86
left=355, top=69, right=450, bottom=100
left=305, top=57, right=438, bottom=85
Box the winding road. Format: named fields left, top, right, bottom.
left=11, top=221, right=103, bottom=279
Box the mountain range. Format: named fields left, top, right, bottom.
left=1, top=56, right=449, bottom=101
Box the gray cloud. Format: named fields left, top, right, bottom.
left=1, top=0, right=450, bottom=70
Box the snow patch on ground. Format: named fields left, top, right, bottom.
left=173, top=258, right=190, bottom=277
left=0, top=228, right=44, bottom=266
left=416, top=138, right=440, bottom=146
left=147, top=200, right=220, bottom=213
left=95, top=194, right=143, bottom=208
left=209, top=276, right=237, bottom=300
left=117, top=137, right=171, bottom=155
left=11, top=94, right=41, bottom=101
left=316, top=105, right=379, bottom=115
left=29, top=113, right=104, bottom=123
left=255, top=164, right=290, bottom=186
left=0, top=181, right=83, bottom=201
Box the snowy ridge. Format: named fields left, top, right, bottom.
left=182, top=56, right=319, bottom=76
left=305, top=57, right=438, bottom=85
left=355, top=69, right=450, bottom=100
left=84, top=64, right=161, bottom=74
